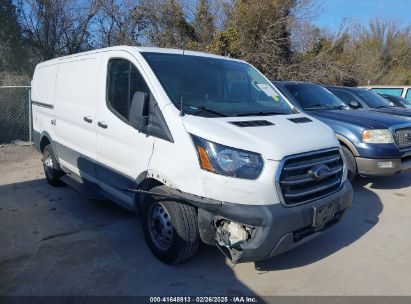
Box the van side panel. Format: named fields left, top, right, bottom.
left=31, top=63, right=58, bottom=106
left=32, top=63, right=58, bottom=150
left=54, top=56, right=100, bottom=182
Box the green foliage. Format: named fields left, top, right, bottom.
left=139, top=0, right=196, bottom=48
left=193, top=0, right=215, bottom=45
left=207, top=27, right=240, bottom=57
left=0, top=0, right=28, bottom=73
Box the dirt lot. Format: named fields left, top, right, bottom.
left=0, top=144, right=411, bottom=296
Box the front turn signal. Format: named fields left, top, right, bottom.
left=197, top=146, right=215, bottom=172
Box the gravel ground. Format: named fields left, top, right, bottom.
left=0, top=144, right=411, bottom=296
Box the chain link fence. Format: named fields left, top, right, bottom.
left=0, top=86, right=32, bottom=144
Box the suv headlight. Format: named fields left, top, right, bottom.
left=362, top=129, right=394, bottom=144
left=190, top=135, right=264, bottom=179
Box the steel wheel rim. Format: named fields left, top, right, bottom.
left=43, top=153, right=54, bottom=179
left=148, top=203, right=173, bottom=251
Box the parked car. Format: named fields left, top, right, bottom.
left=359, top=85, right=411, bottom=101
left=325, top=85, right=411, bottom=119
left=31, top=46, right=352, bottom=264
left=378, top=93, right=411, bottom=109
left=273, top=81, right=411, bottom=181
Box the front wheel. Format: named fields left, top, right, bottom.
left=142, top=186, right=200, bottom=264
left=341, top=145, right=356, bottom=182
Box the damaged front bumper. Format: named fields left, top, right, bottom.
left=197, top=181, right=353, bottom=263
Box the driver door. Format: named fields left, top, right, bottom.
left=95, top=51, right=155, bottom=205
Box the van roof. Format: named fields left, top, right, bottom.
left=35, top=46, right=244, bottom=68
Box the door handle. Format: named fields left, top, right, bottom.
left=83, top=116, right=93, bottom=123
left=98, top=121, right=108, bottom=129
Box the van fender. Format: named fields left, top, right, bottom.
left=38, top=131, right=58, bottom=154
left=132, top=170, right=221, bottom=213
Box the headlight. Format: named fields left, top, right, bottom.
left=362, top=129, right=394, bottom=144
left=190, top=135, right=264, bottom=179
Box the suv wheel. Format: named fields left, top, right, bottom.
left=341, top=145, right=356, bottom=182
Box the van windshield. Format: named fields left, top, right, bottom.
left=142, top=52, right=293, bottom=117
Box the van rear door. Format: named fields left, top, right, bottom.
left=54, top=56, right=100, bottom=182
left=95, top=51, right=155, bottom=204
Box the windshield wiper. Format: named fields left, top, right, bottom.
left=186, top=104, right=227, bottom=117
left=331, top=104, right=348, bottom=110
left=235, top=111, right=286, bottom=117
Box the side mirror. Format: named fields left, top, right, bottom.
left=129, top=91, right=149, bottom=130
left=348, top=100, right=360, bottom=109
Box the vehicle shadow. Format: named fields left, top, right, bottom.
left=255, top=179, right=383, bottom=271
left=356, top=170, right=411, bottom=190
left=0, top=178, right=258, bottom=297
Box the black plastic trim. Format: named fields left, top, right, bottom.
left=288, top=117, right=312, bottom=123
left=229, top=120, right=274, bottom=127
left=32, top=101, right=54, bottom=109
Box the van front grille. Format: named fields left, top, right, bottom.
left=394, top=127, right=411, bottom=147
left=277, top=149, right=344, bottom=206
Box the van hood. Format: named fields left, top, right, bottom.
left=310, top=109, right=411, bottom=129
left=182, top=114, right=338, bottom=161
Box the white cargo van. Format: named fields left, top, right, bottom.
left=31, top=46, right=352, bottom=264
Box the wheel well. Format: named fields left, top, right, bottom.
left=338, top=140, right=354, bottom=155
left=141, top=178, right=163, bottom=191
left=40, top=136, right=50, bottom=152
left=134, top=178, right=164, bottom=212
left=338, top=140, right=358, bottom=176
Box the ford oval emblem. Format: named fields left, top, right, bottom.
left=308, top=164, right=332, bottom=181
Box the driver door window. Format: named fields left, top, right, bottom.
left=107, top=59, right=149, bottom=122
left=333, top=90, right=362, bottom=108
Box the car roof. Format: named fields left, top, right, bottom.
left=379, top=93, right=407, bottom=101
left=273, top=80, right=317, bottom=86
left=359, top=85, right=411, bottom=89
left=325, top=85, right=363, bottom=92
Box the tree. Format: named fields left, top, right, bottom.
left=139, top=0, right=196, bottom=48
left=96, top=0, right=146, bottom=47
left=17, top=0, right=101, bottom=60
left=0, top=0, right=27, bottom=72
left=192, top=0, right=215, bottom=46
left=350, top=19, right=411, bottom=85
left=220, top=0, right=304, bottom=78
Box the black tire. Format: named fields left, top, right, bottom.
left=142, top=186, right=199, bottom=264
left=341, top=145, right=356, bottom=182
left=42, top=144, right=65, bottom=187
